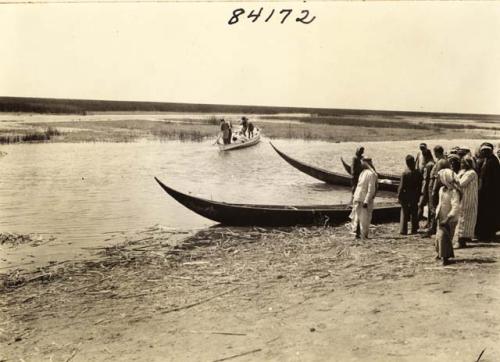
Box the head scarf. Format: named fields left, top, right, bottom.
left=447, top=153, right=460, bottom=162
left=438, top=168, right=462, bottom=200
left=480, top=143, right=493, bottom=152
left=422, top=148, right=434, bottom=163
left=457, top=147, right=470, bottom=158
left=362, top=157, right=376, bottom=173
left=405, top=155, right=416, bottom=170
left=480, top=142, right=494, bottom=149
left=462, top=155, right=475, bottom=170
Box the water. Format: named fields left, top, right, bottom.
left=0, top=138, right=497, bottom=245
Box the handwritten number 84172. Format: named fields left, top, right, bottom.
left=228, top=8, right=316, bottom=25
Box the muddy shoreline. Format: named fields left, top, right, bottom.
left=1, top=224, right=499, bottom=361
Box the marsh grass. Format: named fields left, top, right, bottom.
left=0, top=127, right=62, bottom=144
left=6, top=115, right=496, bottom=144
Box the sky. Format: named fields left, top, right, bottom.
left=1, top=1, right=500, bottom=114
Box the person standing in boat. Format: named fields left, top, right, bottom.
left=241, top=116, right=249, bottom=137
left=219, top=119, right=231, bottom=145
left=350, top=158, right=378, bottom=239
left=247, top=121, right=255, bottom=138
left=398, top=155, right=422, bottom=235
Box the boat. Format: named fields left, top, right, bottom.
left=270, top=143, right=399, bottom=193
left=340, top=157, right=400, bottom=181
left=154, top=177, right=400, bottom=226
left=216, top=127, right=261, bottom=151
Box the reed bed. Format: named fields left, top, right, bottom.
left=2, top=223, right=494, bottom=308
left=0, top=127, right=61, bottom=144
left=13, top=118, right=492, bottom=144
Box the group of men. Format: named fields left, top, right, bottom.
left=349, top=142, right=500, bottom=246
left=219, top=116, right=255, bottom=145
left=399, top=142, right=500, bottom=244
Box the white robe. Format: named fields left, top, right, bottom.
left=350, top=169, right=378, bottom=238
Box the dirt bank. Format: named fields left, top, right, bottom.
left=1, top=224, right=499, bottom=361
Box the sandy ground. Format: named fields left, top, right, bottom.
left=1, top=224, right=499, bottom=362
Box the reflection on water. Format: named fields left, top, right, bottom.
left=0, top=138, right=497, bottom=243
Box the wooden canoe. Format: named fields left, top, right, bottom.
left=217, top=128, right=261, bottom=151
left=341, top=157, right=400, bottom=181
left=154, top=177, right=400, bottom=226
left=270, top=143, right=399, bottom=193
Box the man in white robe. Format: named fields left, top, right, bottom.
left=351, top=158, right=379, bottom=239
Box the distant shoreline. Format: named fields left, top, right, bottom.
left=2, top=96, right=500, bottom=121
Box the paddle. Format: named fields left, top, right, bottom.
left=213, top=133, right=221, bottom=145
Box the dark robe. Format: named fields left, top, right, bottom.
left=475, top=154, right=500, bottom=240
left=351, top=155, right=363, bottom=194
left=418, top=160, right=435, bottom=221
left=398, top=168, right=422, bottom=234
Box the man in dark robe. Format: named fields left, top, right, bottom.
left=220, top=119, right=231, bottom=144
left=351, top=146, right=364, bottom=195
left=426, top=145, right=450, bottom=236
left=475, top=144, right=500, bottom=241
left=398, top=155, right=422, bottom=235
left=418, top=148, right=435, bottom=227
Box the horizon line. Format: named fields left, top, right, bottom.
left=1, top=95, right=500, bottom=118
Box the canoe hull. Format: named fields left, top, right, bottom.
left=217, top=131, right=261, bottom=151
left=271, top=143, right=399, bottom=193
left=155, top=177, right=400, bottom=226
left=341, top=157, right=400, bottom=181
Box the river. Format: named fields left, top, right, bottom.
left=0, top=138, right=496, bottom=244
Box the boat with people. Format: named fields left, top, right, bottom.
left=216, top=126, right=261, bottom=151
left=154, top=177, right=400, bottom=226
left=216, top=116, right=261, bottom=151
left=270, top=143, right=399, bottom=192
left=341, top=157, right=400, bottom=181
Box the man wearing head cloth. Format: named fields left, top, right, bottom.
left=447, top=153, right=461, bottom=174
left=454, top=155, right=478, bottom=248
left=475, top=142, right=500, bottom=241
left=350, top=157, right=378, bottom=239
left=415, top=143, right=428, bottom=174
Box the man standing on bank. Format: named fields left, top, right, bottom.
left=351, top=146, right=365, bottom=194
left=351, top=158, right=378, bottom=239
left=398, top=155, right=422, bottom=235
left=426, top=145, right=450, bottom=236
left=415, top=143, right=428, bottom=174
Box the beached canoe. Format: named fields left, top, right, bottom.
left=270, top=143, right=399, bottom=193
left=217, top=127, right=261, bottom=151
left=341, top=157, right=400, bottom=181
left=154, top=177, right=400, bottom=226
